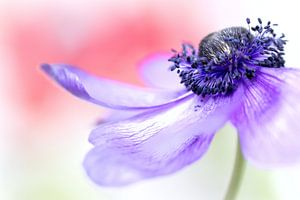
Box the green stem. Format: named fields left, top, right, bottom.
left=224, top=140, right=246, bottom=200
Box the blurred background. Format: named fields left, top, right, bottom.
left=0, top=0, right=300, bottom=199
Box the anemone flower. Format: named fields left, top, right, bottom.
left=41, top=18, right=300, bottom=197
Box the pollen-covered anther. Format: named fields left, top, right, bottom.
left=169, top=18, right=286, bottom=97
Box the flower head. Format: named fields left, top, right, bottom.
left=42, top=18, right=300, bottom=186
left=169, top=18, right=286, bottom=97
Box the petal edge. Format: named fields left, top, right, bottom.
left=232, top=68, right=300, bottom=167
left=41, top=63, right=190, bottom=110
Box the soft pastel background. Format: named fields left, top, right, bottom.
left=1, top=0, right=300, bottom=199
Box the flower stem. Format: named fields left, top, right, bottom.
left=224, top=139, right=246, bottom=200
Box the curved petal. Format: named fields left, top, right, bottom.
left=41, top=63, right=189, bottom=110
left=95, top=110, right=141, bottom=125
left=84, top=92, right=242, bottom=186
left=231, top=68, right=300, bottom=167
left=138, top=53, right=185, bottom=90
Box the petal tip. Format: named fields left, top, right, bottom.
left=40, top=63, right=91, bottom=99
left=40, top=63, right=53, bottom=76
left=83, top=148, right=141, bottom=187
left=40, top=63, right=65, bottom=79
left=40, top=63, right=50, bottom=70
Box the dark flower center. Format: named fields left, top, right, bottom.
left=169, top=18, right=286, bottom=97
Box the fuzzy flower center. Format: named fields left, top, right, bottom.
left=169, top=18, right=286, bottom=97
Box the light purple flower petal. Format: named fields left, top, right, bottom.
left=231, top=67, right=300, bottom=167
left=138, top=54, right=185, bottom=90
left=84, top=92, right=242, bottom=186
left=95, top=110, right=141, bottom=125
left=41, top=63, right=190, bottom=110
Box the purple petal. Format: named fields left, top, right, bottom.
left=138, top=54, right=185, bottom=90
left=84, top=92, right=242, bottom=186
left=41, top=63, right=190, bottom=110
left=95, top=110, right=141, bottom=125
left=231, top=67, right=300, bottom=167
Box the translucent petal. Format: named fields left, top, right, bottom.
left=231, top=68, right=300, bottom=167
left=138, top=54, right=185, bottom=90
left=41, top=63, right=189, bottom=110
left=84, top=93, right=242, bottom=186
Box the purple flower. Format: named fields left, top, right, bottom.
left=41, top=19, right=300, bottom=186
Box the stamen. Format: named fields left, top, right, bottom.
left=169, top=18, right=286, bottom=97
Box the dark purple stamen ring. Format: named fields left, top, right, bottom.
left=169, top=18, right=286, bottom=97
